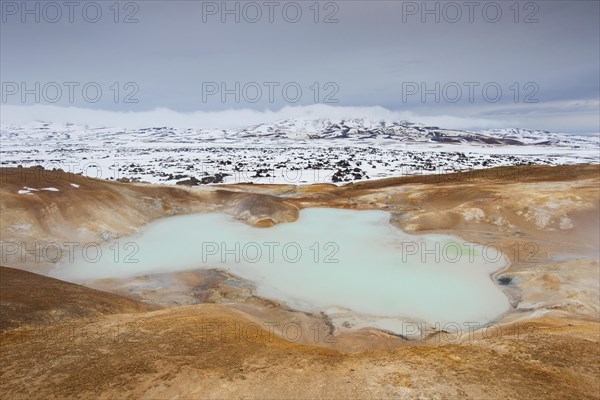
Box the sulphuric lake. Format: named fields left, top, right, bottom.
left=51, top=208, right=511, bottom=334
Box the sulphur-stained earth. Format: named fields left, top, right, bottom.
left=0, top=165, right=599, bottom=399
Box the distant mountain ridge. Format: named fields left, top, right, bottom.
left=230, top=118, right=596, bottom=147
left=1, top=118, right=598, bottom=148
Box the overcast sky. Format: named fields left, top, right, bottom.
left=1, top=0, right=599, bottom=132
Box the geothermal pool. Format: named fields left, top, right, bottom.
left=51, top=209, right=511, bottom=331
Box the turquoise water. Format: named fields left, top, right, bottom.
left=51, top=208, right=510, bottom=329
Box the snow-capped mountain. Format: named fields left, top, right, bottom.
left=231, top=118, right=596, bottom=147
left=1, top=119, right=598, bottom=185
left=2, top=118, right=597, bottom=147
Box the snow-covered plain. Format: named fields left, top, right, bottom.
left=1, top=119, right=598, bottom=185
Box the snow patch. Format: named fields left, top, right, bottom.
left=17, top=186, right=39, bottom=195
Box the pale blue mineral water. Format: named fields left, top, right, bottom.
left=51, top=208, right=510, bottom=330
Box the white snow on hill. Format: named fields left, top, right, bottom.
left=1, top=119, right=598, bottom=185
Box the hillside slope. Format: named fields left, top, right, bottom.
left=0, top=266, right=158, bottom=330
